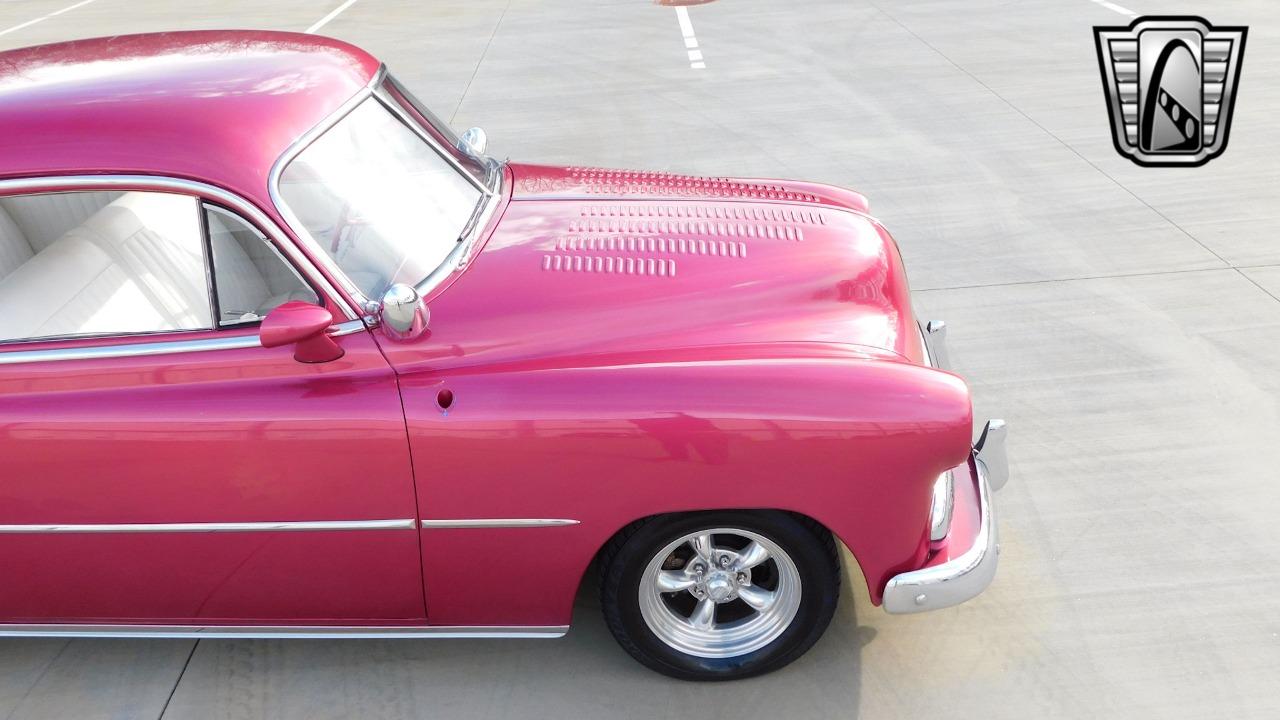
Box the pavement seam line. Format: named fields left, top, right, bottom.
left=866, top=1, right=1236, bottom=273
left=451, top=0, right=512, bottom=125
left=1235, top=268, right=1280, bottom=305
left=2, top=639, right=72, bottom=720
left=157, top=640, right=200, bottom=720
left=915, top=265, right=1246, bottom=293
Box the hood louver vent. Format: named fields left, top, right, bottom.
left=538, top=202, right=816, bottom=280
left=565, top=167, right=824, bottom=203
left=542, top=254, right=676, bottom=278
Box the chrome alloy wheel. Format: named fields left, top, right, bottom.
left=638, top=528, right=802, bottom=659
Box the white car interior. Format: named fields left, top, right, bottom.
left=205, top=207, right=318, bottom=325
left=0, top=191, right=316, bottom=343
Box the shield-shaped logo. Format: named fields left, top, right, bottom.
left=1094, top=16, right=1247, bottom=167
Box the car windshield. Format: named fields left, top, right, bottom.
left=278, top=97, right=484, bottom=299
left=385, top=75, right=489, bottom=186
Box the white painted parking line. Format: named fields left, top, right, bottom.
left=674, top=6, right=705, bottom=70
left=0, top=0, right=97, bottom=39
left=1089, top=0, right=1137, bottom=18
left=306, top=0, right=360, bottom=34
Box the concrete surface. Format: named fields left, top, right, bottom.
left=2, top=0, right=1278, bottom=718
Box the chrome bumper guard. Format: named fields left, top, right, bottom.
left=882, top=419, right=1007, bottom=614
left=887, top=321, right=1008, bottom=613
left=920, top=319, right=950, bottom=370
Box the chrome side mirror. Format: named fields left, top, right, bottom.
left=458, top=127, right=488, bottom=157
left=379, top=283, right=430, bottom=341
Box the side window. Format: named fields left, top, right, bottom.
left=204, top=205, right=319, bottom=326
left=0, top=191, right=212, bottom=343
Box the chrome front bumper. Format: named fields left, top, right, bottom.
left=881, top=320, right=1009, bottom=614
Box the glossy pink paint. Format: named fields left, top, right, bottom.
left=0, top=32, right=978, bottom=629
left=385, top=173, right=970, bottom=624
left=0, top=327, right=423, bottom=621
left=259, top=301, right=346, bottom=363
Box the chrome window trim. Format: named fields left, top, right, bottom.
left=203, top=202, right=323, bottom=326
left=0, top=176, right=358, bottom=322
left=374, top=82, right=504, bottom=277
left=0, top=319, right=365, bottom=366
left=372, top=84, right=490, bottom=195
left=268, top=65, right=500, bottom=312
left=0, top=334, right=261, bottom=366
left=0, top=624, right=569, bottom=639
left=420, top=518, right=580, bottom=529
left=0, top=518, right=414, bottom=533
left=267, top=67, right=382, bottom=308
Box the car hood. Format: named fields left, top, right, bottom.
left=414, top=164, right=923, bottom=372
left=508, top=163, right=873, bottom=213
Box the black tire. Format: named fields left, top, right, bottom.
left=599, top=510, right=839, bottom=681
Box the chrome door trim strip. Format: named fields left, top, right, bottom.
left=0, top=175, right=359, bottom=321
left=0, top=624, right=569, bottom=639
left=420, top=518, right=580, bottom=529
left=0, top=320, right=367, bottom=366
left=0, top=334, right=261, bottom=366
left=0, top=519, right=415, bottom=534
left=328, top=319, right=368, bottom=337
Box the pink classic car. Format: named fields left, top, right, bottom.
left=0, top=31, right=1008, bottom=679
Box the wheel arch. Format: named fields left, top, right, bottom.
left=576, top=508, right=853, bottom=618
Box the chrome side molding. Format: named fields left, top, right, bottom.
left=0, top=519, right=415, bottom=534
left=420, top=518, right=580, bottom=529
left=0, top=624, right=569, bottom=639
left=974, top=419, right=1009, bottom=492
left=0, top=517, right=583, bottom=533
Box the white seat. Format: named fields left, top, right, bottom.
left=207, top=211, right=271, bottom=319
left=0, top=205, right=34, bottom=280
left=0, top=191, right=120, bottom=253
left=0, top=192, right=212, bottom=342
left=206, top=210, right=317, bottom=323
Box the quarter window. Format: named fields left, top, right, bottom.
left=205, top=205, right=318, bottom=326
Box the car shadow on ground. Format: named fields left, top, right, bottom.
left=163, top=550, right=869, bottom=718
left=0, top=551, right=871, bottom=720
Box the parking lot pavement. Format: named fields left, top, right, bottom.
left=1, top=0, right=1278, bottom=717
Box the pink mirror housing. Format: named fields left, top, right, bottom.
left=259, top=301, right=344, bottom=363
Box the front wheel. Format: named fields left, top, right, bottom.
left=600, top=511, right=839, bottom=680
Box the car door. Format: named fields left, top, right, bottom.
left=0, top=185, right=424, bottom=625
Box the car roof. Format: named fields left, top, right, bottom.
left=0, top=30, right=381, bottom=206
